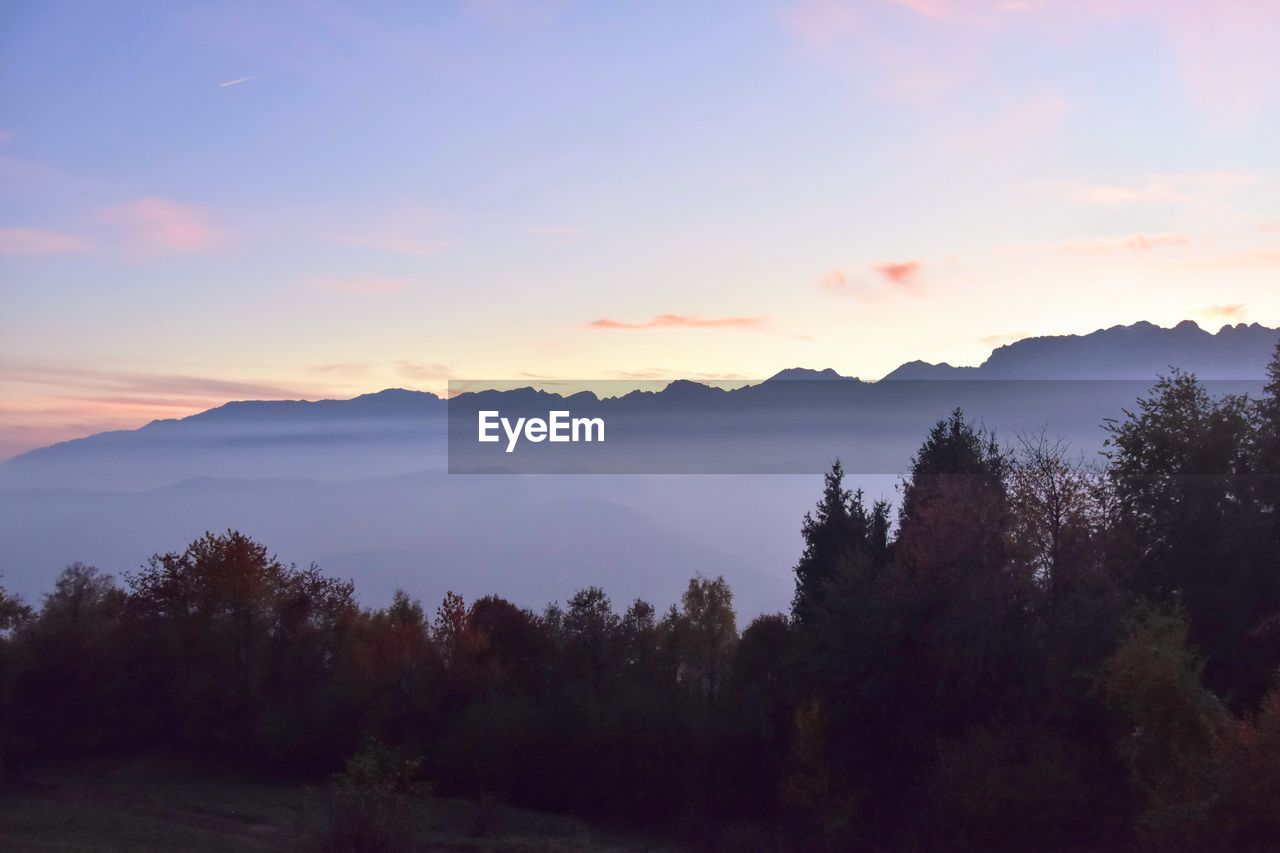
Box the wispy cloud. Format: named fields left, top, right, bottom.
left=307, top=363, right=373, bottom=378
left=396, top=361, right=450, bottom=381
left=302, top=276, right=410, bottom=295
left=819, top=269, right=858, bottom=296
left=0, top=227, right=91, bottom=255
left=219, top=74, right=262, bottom=88
left=1036, top=172, right=1253, bottom=205
left=1196, top=304, right=1247, bottom=322
left=588, top=314, right=771, bottom=331
left=0, top=362, right=314, bottom=401
left=873, top=260, right=923, bottom=289
left=1076, top=233, right=1191, bottom=252
left=0, top=364, right=336, bottom=460
left=305, top=360, right=449, bottom=383
left=821, top=262, right=923, bottom=299
left=100, top=196, right=223, bottom=255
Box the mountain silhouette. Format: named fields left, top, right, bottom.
left=766, top=367, right=855, bottom=382
left=1, top=320, right=1275, bottom=488
left=881, top=321, right=1276, bottom=380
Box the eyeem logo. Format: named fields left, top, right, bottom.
left=478, top=410, right=605, bottom=453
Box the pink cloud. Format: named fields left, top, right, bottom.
left=820, top=269, right=859, bottom=296
left=1197, top=304, right=1247, bottom=322
left=1116, top=234, right=1192, bottom=251
left=101, top=197, right=223, bottom=255
left=307, top=363, right=372, bottom=378
left=303, top=360, right=450, bottom=383
left=0, top=362, right=314, bottom=400
left=396, top=361, right=450, bottom=381
left=873, top=260, right=923, bottom=288
left=302, top=276, right=410, bottom=295
left=588, top=314, right=770, bottom=331
left=0, top=227, right=90, bottom=255
left=0, top=365, right=347, bottom=460
left=821, top=263, right=924, bottom=298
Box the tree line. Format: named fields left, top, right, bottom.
left=2, top=347, right=1279, bottom=850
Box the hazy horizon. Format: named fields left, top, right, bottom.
left=2, top=316, right=1277, bottom=461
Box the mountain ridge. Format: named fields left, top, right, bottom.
left=883, top=320, right=1276, bottom=380
left=4, top=319, right=1277, bottom=471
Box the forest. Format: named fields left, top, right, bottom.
left=1, top=348, right=1279, bottom=852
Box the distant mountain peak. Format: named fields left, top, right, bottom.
left=878, top=360, right=969, bottom=381
left=352, top=387, right=434, bottom=400
left=766, top=367, right=853, bottom=382
left=659, top=379, right=729, bottom=397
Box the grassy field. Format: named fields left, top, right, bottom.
left=0, top=756, right=682, bottom=852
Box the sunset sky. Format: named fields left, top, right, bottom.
left=2, top=0, right=1278, bottom=459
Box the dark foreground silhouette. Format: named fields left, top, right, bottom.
left=3, top=347, right=1280, bottom=852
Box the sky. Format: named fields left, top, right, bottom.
left=1, top=0, right=1278, bottom=460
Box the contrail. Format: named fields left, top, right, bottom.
left=219, top=74, right=261, bottom=88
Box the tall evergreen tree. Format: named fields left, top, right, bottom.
left=1106, top=370, right=1277, bottom=705
left=792, top=461, right=887, bottom=626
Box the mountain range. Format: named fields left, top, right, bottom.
left=1, top=319, right=1275, bottom=614
left=7, top=319, right=1276, bottom=469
